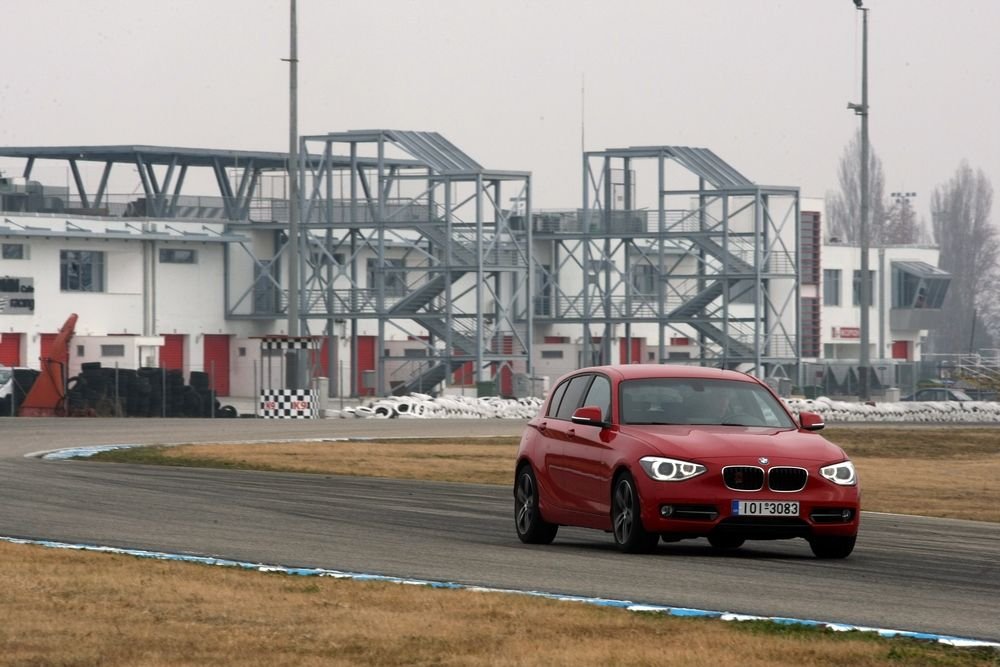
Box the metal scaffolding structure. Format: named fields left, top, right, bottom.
left=532, top=146, right=800, bottom=379
left=2, top=139, right=802, bottom=394
left=274, top=130, right=534, bottom=396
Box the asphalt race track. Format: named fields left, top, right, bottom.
left=1, top=418, right=998, bottom=642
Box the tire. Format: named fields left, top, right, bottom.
left=514, top=465, right=558, bottom=544
left=611, top=472, right=658, bottom=554
left=809, top=535, right=856, bottom=559
left=708, top=534, right=745, bottom=550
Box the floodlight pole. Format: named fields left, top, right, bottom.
left=849, top=1, right=871, bottom=400
left=285, top=0, right=301, bottom=388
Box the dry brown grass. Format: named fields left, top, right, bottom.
left=1, top=541, right=994, bottom=667
left=93, top=427, right=1000, bottom=522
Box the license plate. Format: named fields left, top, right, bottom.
left=731, top=500, right=799, bottom=516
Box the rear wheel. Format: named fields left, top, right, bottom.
left=707, top=534, right=745, bottom=550
left=611, top=473, right=658, bottom=554
left=514, top=466, right=558, bottom=544
left=809, top=535, right=856, bottom=559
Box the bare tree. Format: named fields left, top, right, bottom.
left=825, top=131, right=889, bottom=244
left=930, top=161, right=998, bottom=353
left=884, top=195, right=925, bottom=245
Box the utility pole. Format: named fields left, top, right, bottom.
left=848, top=0, right=870, bottom=400
left=284, top=0, right=301, bottom=389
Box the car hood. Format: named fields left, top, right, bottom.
left=622, top=425, right=848, bottom=465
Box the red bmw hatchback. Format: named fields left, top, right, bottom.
left=514, top=365, right=860, bottom=558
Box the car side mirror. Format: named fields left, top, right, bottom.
left=799, top=411, right=825, bottom=431
left=571, top=405, right=609, bottom=428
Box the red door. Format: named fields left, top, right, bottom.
left=356, top=335, right=376, bottom=395
left=891, top=340, right=911, bottom=361
left=494, top=335, right=514, bottom=397
left=160, top=334, right=185, bottom=372
left=0, top=333, right=21, bottom=366
left=453, top=361, right=474, bottom=386
left=619, top=338, right=643, bottom=364
left=202, top=334, right=230, bottom=396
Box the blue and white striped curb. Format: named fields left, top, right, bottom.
left=28, top=436, right=514, bottom=461
left=2, top=536, right=997, bottom=650
left=37, top=444, right=143, bottom=460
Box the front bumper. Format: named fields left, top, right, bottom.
left=636, top=473, right=860, bottom=539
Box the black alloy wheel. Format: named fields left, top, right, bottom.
left=514, top=466, right=558, bottom=544
left=611, top=472, right=659, bottom=554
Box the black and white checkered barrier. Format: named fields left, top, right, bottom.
left=260, top=337, right=312, bottom=350
left=259, top=389, right=316, bottom=419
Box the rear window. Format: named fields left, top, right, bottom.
left=554, top=375, right=594, bottom=420
left=545, top=381, right=569, bottom=417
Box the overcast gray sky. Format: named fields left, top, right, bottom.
left=2, top=0, right=998, bottom=215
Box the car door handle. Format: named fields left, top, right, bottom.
left=567, top=428, right=576, bottom=438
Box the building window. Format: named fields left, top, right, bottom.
left=367, top=258, right=406, bottom=297
left=631, top=263, right=656, bottom=295
left=2, top=243, right=26, bottom=259
left=541, top=350, right=564, bottom=359
left=403, top=348, right=427, bottom=358
left=823, top=269, right=841, bottom=306
left=60, top=250, right=105, bottom=292
left=852, top=270, right=876, bottom=307
left=535, top=264, right=554, bottom=316
left=100, top=344, right=125, bottom=357
left=159, top=248, right=197, bottom=264
left=891, top=262, right=950, bottom=309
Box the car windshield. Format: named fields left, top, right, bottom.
left=620, top=377, right=795, bottom=428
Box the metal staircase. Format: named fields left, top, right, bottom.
left=669, top=235, right=761, bottom=362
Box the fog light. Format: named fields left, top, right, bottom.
left=660, top=505, right=674, bottom=517
left=842, top=509, right=854, bottom=521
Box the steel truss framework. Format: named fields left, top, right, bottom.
left=271, top=130, right=534, bottom=396
left=0, top=145, right=293, bottom=220
left=533, top=146, right=800, bottom=378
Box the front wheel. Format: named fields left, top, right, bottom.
left=809, top=535, right=856, bottom=559
left=514, top=466, right=558, bottom=544
left=611, top=473, right=658, bottom=554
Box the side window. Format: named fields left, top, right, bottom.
left=581, top=375, right=611, bottom=422
left=555, top=375, right=593, bottom=420
left=546, top=381, right=569, bottom=417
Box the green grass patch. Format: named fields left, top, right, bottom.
left=732, top=621, right=999, bottom=666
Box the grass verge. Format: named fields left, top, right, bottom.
left=1, top=541, right=997, bottom=667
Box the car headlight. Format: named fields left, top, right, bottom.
left=639, top=456, right=706, bottom=482
left=820, top=461, right=857, bottom=486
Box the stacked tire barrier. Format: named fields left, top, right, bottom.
left=331, top=392, right=1000, bottom=423
left=65, top=364, right=237, bottom=418
left=783, top=396, right=1000, bottom=424
left=334, top=394, right=543, bottom=420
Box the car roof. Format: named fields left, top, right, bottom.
left=562, top=364, right=759, bottom=383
